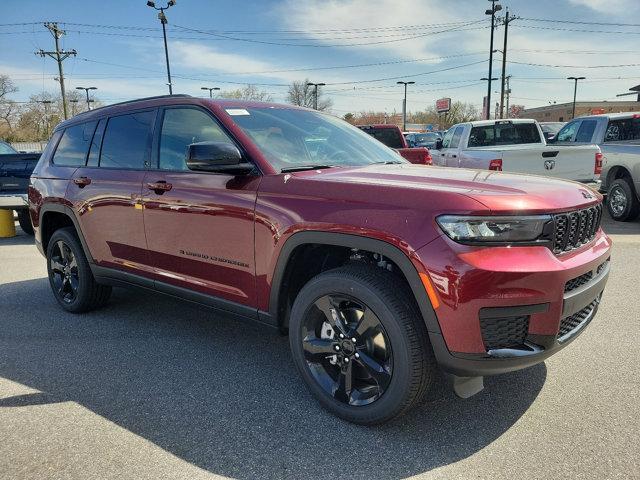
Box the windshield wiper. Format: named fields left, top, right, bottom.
left=373, top=161, right=403, bottom=165
left=281, top=164, right=337, bottom=173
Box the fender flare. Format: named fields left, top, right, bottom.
left=269, top=231, right=442, bottom=334
left=39, top=204, right=95, bottom=264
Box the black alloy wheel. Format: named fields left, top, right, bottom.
left=301, top=293, right=393, bottom=406
left=50, top=240, right=80, bottom=304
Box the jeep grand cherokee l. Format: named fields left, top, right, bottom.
left=29, top=95, right=612, bottom=424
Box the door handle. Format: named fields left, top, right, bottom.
left=452, top=154, right=457, bottom=158
left=147, top=180, right=172, bottom=194
left=73, top=176, right=91, bottom=188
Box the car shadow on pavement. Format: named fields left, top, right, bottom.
left=0, top=278, right=546, bottom=480
left=0, top=230, right=35, bottom=246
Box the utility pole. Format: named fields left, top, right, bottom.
left=499, top=9, right=516, bottom=119
left=504, top=75, right=512, bottom=117
left=485, top=0, right=502, bottom=120
left=35, top=22, right=77, bottom=120
left=397, top=81, right=415, bottom=131
left=76, top=86, right=97, bottom=111
left=201, top=86, right=220, bottom=98
left=567, top=76, right=586, bottom=119
left=307, top=82, right=325, bottom=110
left=147, top=1, right=176, bottom=94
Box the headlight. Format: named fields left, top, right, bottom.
left=436, top=215, right=551, bottom=244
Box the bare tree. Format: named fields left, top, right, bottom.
left=286, top=79, right=333, bottom=111
left=0, top=75, right=19, bottom=135
left=220, top=84, right=272, bottom=102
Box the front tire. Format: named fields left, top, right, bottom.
left=46, top=227, right=112, bottom=313
left=289, top=264, right=435, bottom=425
left=17, top=209, right=34, bottom=235
left=607, top=178, right=640, bottom=222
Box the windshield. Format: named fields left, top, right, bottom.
left=229, top=108, right=406, bottom=171
left=468, top=122, right=542, bottom=147
left=413, top=133, right=439, bottom=143
left=0, top=141, right=17, bottom=154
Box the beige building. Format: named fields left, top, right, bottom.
left=522, top=100, right=640, bottom=122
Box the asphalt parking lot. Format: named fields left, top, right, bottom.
left=1, top=215, right=639, bottom=480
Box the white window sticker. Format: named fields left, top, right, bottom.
left=226, top=108, right=250, bottom=116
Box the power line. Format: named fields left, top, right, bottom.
left=509, top=60, right=640, bottom=68
left=517, top=24, right=640, bottom=35
left=520, top=17, right=640, bottom=27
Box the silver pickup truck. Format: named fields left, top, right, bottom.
left=553, top=112, right=640, bottom=221
left=433, top=119, right=602, bottom=185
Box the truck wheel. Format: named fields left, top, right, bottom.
left=46, top=227, right=112, bottom=313
left=17, top=209, right=34, bottom=236
left=289, top=264, right=435, bottom=424
left=607, top=178, right=640, bottom=222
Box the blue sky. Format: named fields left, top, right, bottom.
left=1, top=0, right=639, bottom=115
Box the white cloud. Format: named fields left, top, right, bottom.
left=568, top=0, right=638, bottom=13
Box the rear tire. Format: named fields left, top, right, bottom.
left=289, top=264, right=435, bottom=425
left=17, top=209, right=34, bottom=236
left=607, top=178, right=640, bottom=222
left=46, top=227, right=112, bottom=313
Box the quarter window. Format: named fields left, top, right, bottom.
left=87, top=119, right=106, bottom=167
left=52, top=121, right=97, bottom=166
left=100, top=110, right=155, bottom=169
left=159, top=108, right=234, bottom=171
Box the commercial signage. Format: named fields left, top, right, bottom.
left=436, top=97, right=451, bottom=113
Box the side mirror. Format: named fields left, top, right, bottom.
left=186, top=141, right=254, bottom=175
left=434, top=138, right=444, bottom=150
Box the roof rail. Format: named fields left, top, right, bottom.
left=67, top=94, right=193, bottom=120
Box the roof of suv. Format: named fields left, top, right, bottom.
left=56, top=95, right=308, bottom=130
left=574, top=111, right=640, bottom=121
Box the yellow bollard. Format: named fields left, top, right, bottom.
left=0, top=209, right=16, bottom=238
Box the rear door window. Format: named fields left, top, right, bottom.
left=468, top=122, right=541, bottom=147
left=87, top=119, right=106, bottom=167
left=449, top=126, right=464, bottom=148
left=100, top=110, right=155, bottom=169
left=52, top=121, right=97, bottom=166
left=575, top=120, right=597, bottom=142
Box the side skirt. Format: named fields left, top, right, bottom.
left=91, top=265, right=277, bottom=329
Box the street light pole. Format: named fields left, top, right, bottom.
left=75, top=86, right=97, bottom=110
left=396, top=81, right=415, bottom=131
left=147, top=1, right=176, bottom=95
left=306, top=82, right=326, bottom=110
left=567, top=76, right=586, bottom=119
left=485, top=0, right=502, bottom=120
left=201, top=86, right=220, bottom=98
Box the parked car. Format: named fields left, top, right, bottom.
left=0, top=140, right=40, bottom=234
left=357, top=124, right=432, bottom=164
left=30, top=95, right=611, bottom=424
left=405, top=131, right=441, bottom=149
left=552, top=112, right=640, bottom=221
left=540, top=122, right=566, bottom=142
left=432, top=119, right=602, bottom=185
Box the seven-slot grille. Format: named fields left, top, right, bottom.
left=552, top=203, right=602, bottom=254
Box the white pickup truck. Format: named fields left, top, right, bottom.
left=432, top=119, right=602, bottom=185
left=552, top=112, right=640, bottom=221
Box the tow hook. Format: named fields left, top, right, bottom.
left=451, top=375, right=484, bottom=398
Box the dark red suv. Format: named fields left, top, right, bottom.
left=29, top=95, right=612, bottom=424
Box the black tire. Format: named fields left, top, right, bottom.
left=289, top=264, right=436, bottom=425
left=16, top=209, right=34, bottom=236
left=46, top=227, right=112, bottom=313
left=606, top=178, right=640, bottom=222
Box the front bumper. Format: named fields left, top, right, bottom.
left=0, top=194, right=28, bottom=209
left=416, top=229, right=612, bottom=377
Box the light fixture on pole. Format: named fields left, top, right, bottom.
left=485, top=0, right=502, bottom=120
left=201, top=86, right=220, bottom=99
left=306, top=82, right=326, bottom=110
left=147, top=0, right=176, bottom=94
left=75, top=86, right=97, bottom=110
left=567, top=76, right=586, bottom=119
left=396, top=81, right=415, bottom=131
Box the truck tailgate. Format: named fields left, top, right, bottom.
left=397, top=147, right=432, bottom=165
left=501, top=144, right=598, bottom=182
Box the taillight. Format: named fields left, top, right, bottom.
left=489, top=159, right=502, bottom=171
left=594, top=152, right=603, bottom=175
left=424, top=149, right=433, bottom=165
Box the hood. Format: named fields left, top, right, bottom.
left=293, top=164, right=601, bottom=214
